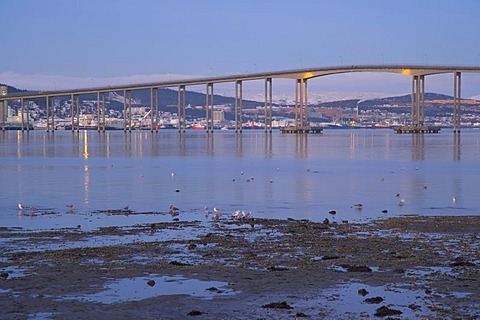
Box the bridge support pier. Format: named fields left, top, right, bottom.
left=123, top=90, right=127, bottom=132
left=102, top=93, right=106, bottom=132
left=155, top=88, right=159, bottom=132
left=206, top=83, right=214, bottom=132
left=178, top=85, right=186, bottom=132
left=20, top=98, right=24, bottom=131
left=128, top=91, right=132, bottom=132
left=1, top=100, right=7, bottom=131
left=453, top=72, right=461, bottom=133
left=76, top=95, right=80, bottom=132
left=411, top=75, right=425, bottom=126
left=71, top=94, right=74, bottom=132
left=46, top=97, right=50, bottom=132
left=294, top=79, right=309, bottom=129
left=264, top=78, right=273, bottom=132
left=150, top=88, right=155, bottom=132
left=51, top=97, right=55, bottom=131
left=25, top=100, right=30, bottom=132
left=234, top=80, right=243, bottom=133
left=97, top=92, right=101, bottom=132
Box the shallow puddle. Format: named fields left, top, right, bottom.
left=63, top=274, right=237, bottom=304
left=294, top=282, right=435, bottom=319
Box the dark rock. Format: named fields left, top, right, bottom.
left=358, top=288, right=369, bottom=296
left=381, top=209, right=388, bottom=213
left=323, top=218, right=330, bottom=225
left=329, top=210, right=336, bottom=215
left=450, top=257, right=476, bottom=267
left=408, top=304, right=421, bottom=311
left=340, top=264, right=372, bottom=272
left=147, top=280, right=155, bottom=287
left=188, top=244, right=197, bottom=250
left=262, top=301, right=293, bottom=309
left=175, top=189, right=180, bottom=192
left=374, top=306, right=402, bottom=317
left=206, top=287, right=219, bottom=292
left=187, top=310, right=203, bottom=316
left=169, top=261, right=191, bottom=266
left=364, top=296, right=384, bottom=304
left=394, top=268, right=405, bottom=274
left=295, top=312, right=309, bottom=317
left=322, top=255, right=340, bottom=260
left=0, top=272, right=9, bottom=280
left=268, top=266, right=289, bottom=271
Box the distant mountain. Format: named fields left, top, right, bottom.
left=0, top=84, right=261, bottom=112
left=365, top=93, right=454, bottom=106
left=317, top=93, right=457, bottom=108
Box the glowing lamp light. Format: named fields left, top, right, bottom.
left=401, top=69, right=411, bottom=75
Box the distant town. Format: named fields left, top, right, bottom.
left=2, top=84, right=480, bottom=130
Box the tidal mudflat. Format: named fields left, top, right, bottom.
left=1, top=214, right=479, bottom=319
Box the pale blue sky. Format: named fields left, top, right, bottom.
left=1, top=0, right=480, bottom=96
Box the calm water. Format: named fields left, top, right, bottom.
left=1, top=129, right=479, bottom=231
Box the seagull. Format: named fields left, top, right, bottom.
left=169, top=204, right=179, bottom=215
left=213, top=207, right=221, bottom=213
left=213, top=212, right=220, bottom=222
left=395, top=193, right=400, bottom=197
left=353, top=203, right=363, bottom=209
left=397, top=199, right=405, bottom=206
left=452, top=196, right=456, bottom=204
left=232, top=210, right=241, bottom=220
left=66, top=204, right=75, bottom=210
left=18, top=203, right=25, bottom=210
left=171, top=172, right=176, bottom=177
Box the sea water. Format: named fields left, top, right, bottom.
left=1, top=129, right=479, bottom=231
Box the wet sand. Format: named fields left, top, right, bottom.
left=1, top=215, right=479, bottom=319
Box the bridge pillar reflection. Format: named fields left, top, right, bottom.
left=178, top=85, right=186, bottom=132
left=264, top=78, right=272, bottom=132
left=453, top=72, right=461, bottom=133
left=295, top=79, right=309, bottom=129
left=206, top=83, right=214, bottom=132
left=234, top=80, right=243, bottom=133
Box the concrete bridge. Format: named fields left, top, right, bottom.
left=1, top=64, right=480, bottom=133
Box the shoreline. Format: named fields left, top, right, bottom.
left=1, top=215, right=479, bottom=319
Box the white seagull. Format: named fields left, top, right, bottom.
left=18, top=203, right=25, bottom=210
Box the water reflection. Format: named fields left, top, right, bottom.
left=2, top=129, right=480, bottom=231
left=295, top=134, right=308, bottom=158
left=83, top=132, right=89, bottom=159
left=205, top=132, right=214, bottom=157
left=83, top=165, right=90, bottom=205
left=453, top=132, right=461, bottom=161
left=264, top=133, right=272, bottom=159
left=411, top=134, right=425, bottom=160
left=234, top=133, right=243, bottom=157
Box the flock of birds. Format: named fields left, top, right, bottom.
left=17, top=168, right=459, bottom=224
left=17, top=201, right=255, bottom=227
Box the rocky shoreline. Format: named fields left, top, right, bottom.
left=1, top=215, right=479, bottom=319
